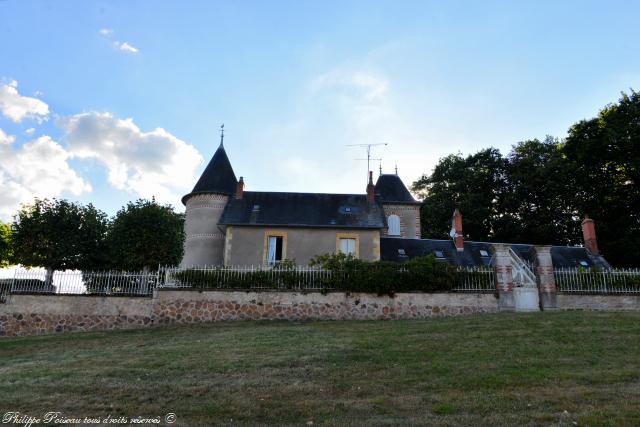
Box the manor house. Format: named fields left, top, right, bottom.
left=181, top=138, right=608, bottom=270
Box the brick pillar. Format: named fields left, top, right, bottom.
left=533, top=245, right=557, bottom=310
left=492, top=244, right=515, bottom=310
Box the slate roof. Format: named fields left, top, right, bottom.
left=219, top=192, right=386, bottom=229
left=374, top=174, right=420, bottom=204
left=380, top=237, right=610, bottom=269
left=182, top=144, right=237, bottom=204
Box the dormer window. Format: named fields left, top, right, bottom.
left=387, top=215, right=401, bottom=236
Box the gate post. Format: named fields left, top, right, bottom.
left=492, top=244, right=515, bottom=310
left=532, top=245, right=557, bottom=310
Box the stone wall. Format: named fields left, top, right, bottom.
left=153, top=290, right=498, bottom=324
left=0, top=290, right=498, bottom=337
left=0, top=295, right=153, bottom=336
left=2, top=290, right=639, bottom=338
left=557, top=294, right=640, bottom=310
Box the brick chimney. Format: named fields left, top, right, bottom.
left=366, top=171, right=375, bottom=203
left=235, top=176, right=245, bottom=199
left=581, top=215, right=598, bottom=255
left=450, top=209, right=464, bottom=251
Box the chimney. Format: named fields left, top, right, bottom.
left=581, top=215, right=598, bottom=255
left=450, top=209, right=464, bottom=251
left=235, top=176, right=245, bottom=199
left=366, top=171, right=375, bottom=203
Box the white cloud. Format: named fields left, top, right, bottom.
left=0, top=128, right=15, bottom=145
left=99, top=28, right=139, bottom=54
left=25, top=128, right=35, bottom=136
left=0, top=132, right=91, bottom=220
left=114, top=41, right=139, bottom=54
left=0, top=80, right=49, bottom=123
left=60, top=112, right=202, bottom=204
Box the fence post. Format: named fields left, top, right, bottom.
left=532, top=245, right=557, bottom=310
left=492, top=244, right=515, bottom=310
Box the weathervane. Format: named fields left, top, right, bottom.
left=219, top=124, right=225, bottom=147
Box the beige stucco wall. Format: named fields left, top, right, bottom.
left=181, top=193, right=229, bottom=267
left=224, top=226, right=381, bottom=265
left=382, top=204, right=421, bottom=238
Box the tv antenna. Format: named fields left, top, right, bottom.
left=355, top=157, right=382, bottom=175
left=348, top=143, right=388, bottom=182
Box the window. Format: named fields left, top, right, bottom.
left=388, top=215, right=401, bottom=236
left=579, top=260, right=589, bottom=267
left=398, top=248, right=406, bottom=256
left=267, top=236, right=283, bottom=265
left=339, top=238, right=357, bottom=256
left=336, top=233, right=359, bottom=257
left=263, top=231, right=287, bottom=265
left=479, top=250, right=489, bottom=257
left=434, top=250, right=445, bottom=258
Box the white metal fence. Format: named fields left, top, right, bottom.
left=5, top=269, right=161, bottom=297
left=0, top=264, right=497, bottom=299
left=452, top=266, right=496, bottom=292
left=555, top=268, right=640, bottom=294
left=164, top=265, right=496, bottom=292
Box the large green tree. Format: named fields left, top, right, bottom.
left=412, top=90, right=639, bottom=266
left=0, top=222, right=12, bottom=267
left=563, top=90, right=640, bottom=266
left=495, top=137, right=580, bottom=245
left=412, top=148, right=507, bottom=241
left=11, top=199, right=109, bottom=281
left=105, top=199, right=184, bottom=270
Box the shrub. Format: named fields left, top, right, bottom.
left=171, top=254, right=465, bottom=297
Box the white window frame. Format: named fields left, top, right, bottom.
left=387, top=214, right=401, bottom=236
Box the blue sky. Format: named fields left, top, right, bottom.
left=0, top=0, right=639, bottom=219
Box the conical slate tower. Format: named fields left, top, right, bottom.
left=182, top=142, right=237, bottom=203
left=181, top=137, right=238, bottom=267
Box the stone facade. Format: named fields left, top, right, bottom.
left=181, top=193, right=229, bottom=267
left=381, top=203, right=421, bottom=238
left=224, top=226, right=381, bottom=265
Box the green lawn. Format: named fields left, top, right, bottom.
left=1, top=312, right=639, bottom=426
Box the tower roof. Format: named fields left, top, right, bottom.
left=374, top=174, right=419, bottom=204
left=182, top=143, right=237, bottom=204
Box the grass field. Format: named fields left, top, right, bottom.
left=1, top=312, right=639, bottom=426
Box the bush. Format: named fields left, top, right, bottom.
left=172, top=254, right=463, bottom=297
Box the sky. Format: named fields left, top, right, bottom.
left=0, top=0, right=639, bottom=220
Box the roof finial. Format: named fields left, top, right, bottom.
left=395, top=163, right=398, bottom=175
left=379, top=161, right=382, bottom=176
left=219, top=124, right=225, bottom=148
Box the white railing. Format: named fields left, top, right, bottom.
left=0, top=263, right=498, bottom=298
left=8, top=269, right=160, bottom=296
left=164, top=265, right=334, bottom=291
left=509, top=248, right=537, bottom=288
left=555, top=268, right=640, bottom=294
left=451, top=266, right=496, bottom=292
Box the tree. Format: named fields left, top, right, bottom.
left=106, top=199, right=185, bottom=271
left=411, top=90, right=639, bottom=266
left=495, top=137, right=580, bottom=245
left=11, top=199, right=109, bottom=283
left=411, top=148, right=508, bottom=241
left=0, top=222, right=12, bottom=267
left=563, top=90, right=640, bottom=266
